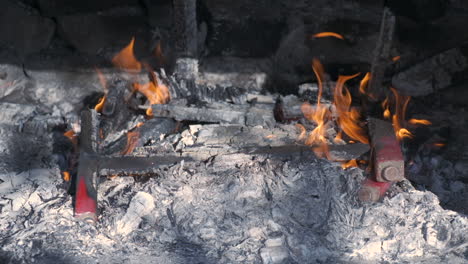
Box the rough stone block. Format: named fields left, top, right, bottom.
left=0, top=2, right=55, bottom=55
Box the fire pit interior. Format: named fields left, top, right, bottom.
left=0, top=0, right=467, bottom=263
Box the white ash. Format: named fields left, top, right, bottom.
left=1, top=150, right=467, bottom=263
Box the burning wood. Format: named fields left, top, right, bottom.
left=392, top=47, right=468, bottom=96
left=151, top=103, right=276, bottom=127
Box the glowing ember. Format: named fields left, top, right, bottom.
left=408, top=119, right=432, bottom=125
left=312, top=32, right=344, bottom=40
left=64, top=129, right=78, bottom=146
left=433, top=142, right=446, bottom=147
left=121, top=130, right=140, bottom=155
left=392, top=56, right=401, bottom=62
left=112, top=37, right=142, bottom=72
left=341, top=159, right=358, bottom=169
left=154, top=40, right=166, bottom=65
left=62, top=171, right=71, bottom=181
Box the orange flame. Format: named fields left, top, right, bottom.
left=381, top=98, right=391, bottom=119
left=300, top=59, right=332, bottom=158
left=392, top=56, right=401, bottom=62
left=358, top=72, right=378, bottom=100
left=112, top=37, right=142, bottom=72
left=433, top=143, right=446, bottom=147
left=334, top=73, right=369, bottom=144
left=133, top=76, right=170, bottom=116
left=341, top=159, right=358, bottom=169
left=408, top=119, right=431, bottom=126
left=359, top=72, right=370, bottom=94
left=300, top=59, right=369, bottom=159
left=390, top=88, right=413, bottom=141
left=94, top=68, right=108, bottom=112
left=312, top=32, right=345, bottom=40
left=333, top=131, right=344, bottom=144
left=312, top=58, right=325, bottom=105
left=94, top=96, right=106, bottom=112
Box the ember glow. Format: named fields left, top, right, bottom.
left=64, top=129, right=78, bottom=146
left=341, top=159, right=358, bottom=169
left=312, top=32, right=345, bottom=40
left=121, top=130, right=140, bottom=155
left=62, top=171, right=71, bottom=182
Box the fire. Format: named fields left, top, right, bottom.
left=94, top=68, right=108, bottom=112
left=433, top=142, right=446, bottom=147
left=390, top=87, right=413, bottom=141
left=109, top=37, right=171, bottom=117
left=301, top=59, right=331, bottom=158
left=301, top=102, right=330, bottom=145
left=381, top=98, right=391, bottom=119
left=300, top=59, right=369, bottom=159
left=121, top=130, right=140, bottom=155
left=64, top=129, right=78, bottom=146
left=359, top=72, right=371, bottom=94
left=133, top=76, right=170, bottom=116
left=112, top=37, right=142, bottom=72
left=341, top=159, right=358, bottom=169
left=312, top=32, right=344, bottom=40
left=94, top=96, right=106, bottom=112
left=62, top=171, right=71, bottom=181
left=408, top=119, right=431, bottom=125
left=296, top=124, right=307, bottom=140
left=392, top=56, right=401, bottom=62
left=333, top=73, right=369, bottom=144
left=333, top=131, right=343, bottom=144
